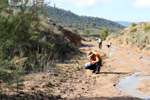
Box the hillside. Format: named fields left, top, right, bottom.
left=45, top=6, right=125, bottom=29
left=107, top=22, right=150, bottom=54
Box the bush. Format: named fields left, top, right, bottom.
left=125, top=37, right=129, bottom=44
left=100, top=28, right=109, bottom=40
left=130, top=28, right=137, bottom=33
left=131, top=23, right=136, bottom=27
left=143, top=23, right=150, bottom=32
left=83, top=29, right=90, bottom=34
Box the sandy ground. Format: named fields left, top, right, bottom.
left=55, top=40, right=150, bottom=100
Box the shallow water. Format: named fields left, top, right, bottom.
left=115, top=71, right=150, bottom=100
left=140, top=57, right=150, bottom=61
left=109, top=45, right=117, bottom=51
left=110, top=45, right=150, bottom=99
left=127, top=52, right=138, bottom=56
left=109, top=53, right=113, bottom=57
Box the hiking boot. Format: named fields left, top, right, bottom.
left=92, top=70, right=96, bottom=73
left=95, top=71, right=100, bottom=74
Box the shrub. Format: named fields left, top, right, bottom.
left=131, top=22, right=136, bottom=27
left=125, top=37, right=129, bottom=44
left=140, top=44, right=146, bottom=50
left=146, top=47, right=150, bottom=50
left=143, top=23, right=150, bottom=32
left=83, top=29, right=90, bottom=34
left=130, top=28, right=137, bottom=33
left=100, top=28, right=109, bottom=40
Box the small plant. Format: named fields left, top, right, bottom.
left=143, top=23, right=150, bottom=32
left=125, top=37, right=129, bottom=44
left=146, top=47, right=150, bottom=50
left=131, top=22, right=136, bottom=27
left=140, top=44, right=146, bottom=50
left=130, top=28, right=137, bottom=33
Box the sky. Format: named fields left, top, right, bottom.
left=45, top=0, right=150, bottom=22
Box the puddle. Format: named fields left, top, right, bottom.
left=115, top=71, right=150, bottom=100
left=109, top=53, right=113, bottom=57
left=120, top=61, right=123, bottom=63
left=110, top=45, right=117, bottom=51
left=128, top=52, right=138, bottom=56
left=139, top=57, right=150, bottom=61
left=133, top=65, right=142, bottom=71
left=128, top=52, right=150, bottom=62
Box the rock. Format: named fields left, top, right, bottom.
left=113, top=84, right=116, bottom=86
left=31, top=87, right=35, bottom=90
left=19, top=91, right=25, bottom=94
left=42, top=76, right=46, bottom=79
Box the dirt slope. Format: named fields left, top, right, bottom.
left=52, top=40, right=150, bottom=100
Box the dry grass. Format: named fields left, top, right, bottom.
left=143, top=22, right=150, bottom=32
left=130, top=28, right=137, bottom=33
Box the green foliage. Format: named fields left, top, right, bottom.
left=91, top=22, right=96, bottom=28
left=45, top=6, right=125, bottom=29
left=83, top=29, right=90, bottom=34
left=0, top=0, right=78, bottom=96
left=100, top=28, right=109, bottom=40
left=0, top=56, right=27, bottom=93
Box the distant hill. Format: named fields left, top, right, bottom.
left=45, top=6, right=125, bottom=29
left=116, top=21, right=131, bottom=27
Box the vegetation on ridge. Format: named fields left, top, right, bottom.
left=45, top=6, right=125, bottom=34
left=108, top=22, right=150, bottom=50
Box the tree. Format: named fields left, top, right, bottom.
left=84, top=24, right=88, bottom=28
left=100, top=28, right=109, bottom=40
left=83, top=29, right=90, bottom=34
left=91, top=22, right=96, bottom=28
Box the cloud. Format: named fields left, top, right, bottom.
left=66, top=0, right=117, bottom=8
left=134, top=0, right=150, bottom=9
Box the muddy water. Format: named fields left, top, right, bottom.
left=109, top=45, right=150, bottom=100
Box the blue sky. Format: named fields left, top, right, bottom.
left=45, top=0, right=150, bottom=22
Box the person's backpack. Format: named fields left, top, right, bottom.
left=93, top=52, right=103, bottom=66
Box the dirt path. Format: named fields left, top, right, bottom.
left=55, top=40, right=150, bottom=100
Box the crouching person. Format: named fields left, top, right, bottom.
left=85, top=51, right=102, bottom=74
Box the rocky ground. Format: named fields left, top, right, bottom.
left=1, top=40, right=150, bottom=100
